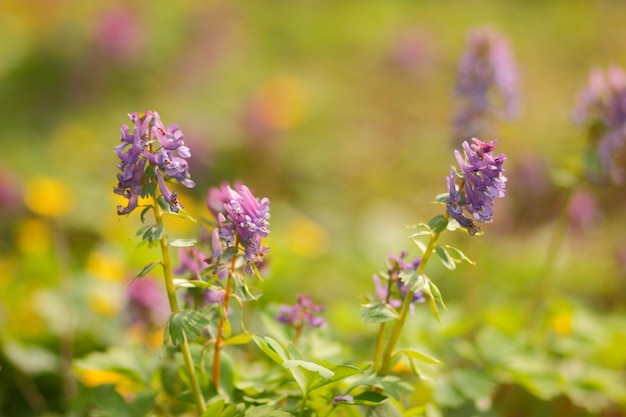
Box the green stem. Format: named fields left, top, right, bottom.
left=377, top=231, right=440, bottom=376
left=212, top=238, right=238, bottom=390
left=154, top=198, right=206, bottom=414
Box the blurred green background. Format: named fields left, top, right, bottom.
left=2, top=0, right=626, bottom=416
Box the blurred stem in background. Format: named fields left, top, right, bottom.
left=153, top=196, right=206, bottom=415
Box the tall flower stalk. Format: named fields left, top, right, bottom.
left=207, top=182, right=270, bottom=389
left=371, top=138, right=507, bottom=376
left=114, top=111, right=206, bottom=414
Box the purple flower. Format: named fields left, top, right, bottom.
left=373, top=251, right=424, bottom=312
left=446, top=138, right=507, bottom=235
left=332, top=395, right=354, bottom=406
left=207, top=182, right=270, bottom=272
left=114, top=111, right=194, bottom=215
left=125, top=278, right=169, bottom=326
left=174, top=247, right=208, bottom=280
left=453, top=28, right=519, bottom=144
left=573, top=65, right=626, bottom=184
left=276, top=294, right=326, bottom=330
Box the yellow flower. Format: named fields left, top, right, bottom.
left=77, top=369, right=141, bottom=395
left=286, top=216, right=329, bottom=258
left=86, top=250, right=125, bottom=282
left=87, top=286, right=123, bottom=316
left=24, top=176, right=72, bottom=218
left=15, top=217, right=52, bottom=254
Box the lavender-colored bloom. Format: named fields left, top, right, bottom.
left=207, top=182, right=270, bottom=272
left=174, top=247, right=208, bottom=280
left=114, top=111, right=194, bottom=215
left=373, top=251, right=424, bottom=312
left=453, top=28, right=519, bottom=144
left=567, top=190, right=600, bottom=232
left=276, top=294, right=326, bottom=330
left=574, top=65, right=626, bottom=184
left=126, top=278, right=169, bottom=326
left=446, top=138, right=507, bottom=235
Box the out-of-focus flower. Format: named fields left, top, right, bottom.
left=174, top=247, right=208, bottom=280
left=0, top=166, right=22, bottom=215
left=573, top=65, right=626, bottom=184
left=387, top=29, right=438, bottom=76
left=567, top=190, right=600, bottom=232
left=125, top=278, right=169, bottom=327
left=277, top=294, right=326, bottom=330
left=24, top=176, right=72, bottom=218
left=373, top=251, right=424, bottom=312
left=446, top=138, right=507, bottom=235
left=114, top=111, right=194, bottom=215
left=207, top=182, right=270, bottom=272
left=93, top=5, right=144, bottom=61
left=453, top=28, right=519, bottom=144
left=332, top=395, right=354, bottom=405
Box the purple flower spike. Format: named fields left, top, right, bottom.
left=453, top=28, right=519, bottom=144
left=574, top=65, right=626, bottom=184
left=446, top=138, right=507, bottom=235
left=114, top=111, right=194, bottom=215
left=207, top=183, right=270, bottom=272
left=373, top=251, right=424, bottom=313
left=276, top=294, right=326, bottom=330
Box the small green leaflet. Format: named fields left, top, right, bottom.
left=125, top=261, right=162, bottom=288
left=169, top=238, right=197, bottom=248
left=282, top=360, right=334, bottom=380
left=399, top=270, right=426, bottom=293
left=164, top=309, right=211, bottom=345
left=360, top=301, right=397, bottom=323
left=394, top=348, right=444, bottom=365
left=427, top=215, right=449, bottom=234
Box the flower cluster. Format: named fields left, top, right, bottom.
left=446, top=138, right=507, bottom=235
left=175, top=247, right=225, bottom=307
left=276, top=294, right=326, bottom=330
left=373, top=251, right=424, bottom=311
left=114, top=111, right=194, bottom=215
left=207, top=182, right=271, bottom=272
left=453, top=28, right=519, bottom=143
left=574, top=65, right=626, bottom=184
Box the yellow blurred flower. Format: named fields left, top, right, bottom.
left=15, top=217, right=52, bottom=254
left=87, top=287, right=123, bottom=316
left=87, top=250, right=126, bottom=282
left=24, top=176, right=72, bottom=218
left=77, top=369, right=141, bottom=394
left=286, top=216, right=329, bottom=258
left=552, top=312, right=573, bottom=335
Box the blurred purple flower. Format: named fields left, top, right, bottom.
left=94, top=5, right=144, bottom=61
left=207, top=182, right=270, bottom=272
left=567, top=190, right=600, bottom=232
left=373, top=251, right=424, bottom=312
left=114, top=111, right=194, bottom=215
left=574, top=65, right=626, bottom=184
left=277, top=294, right=326, bottom=330
left=446, top=138, right=507, bottom=235
left=453, top=28, right=519, bottom=143
left=175, top=247, right=208, bottom=280
left=332, top=395, right=354, bottom=405
left=126, top=278, right=169, bottom=326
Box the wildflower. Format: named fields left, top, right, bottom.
left=453, top=28, right=519, bottom=144
left=174, top=247, right=208, bottom=280
left=446, top=138, right=507, bottom=235
left=276, top=294, right=326, bottom=330
left=373, top=251, right=424, bottom=311
left=114, top=111, right=194, bottom=215
left=573, top=65, right=626, bottom=184
left=125, top=278, right=169, bottom=327
left=207, top=182, right=270, bottom=272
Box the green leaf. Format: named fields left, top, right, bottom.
left=283, top=360, right=334, bottom=380
left=427, top=215, right=449, bottom=234
left=224, top=333, right=254, bottom=347
left=443, top=245, right=476, bottom=265
left=352, top=391, right=387, bottom=405
left=310, top=364, right=364, bottom=391
left=427, top=295, right=442, bottom=325
left=202, top=399, right=225, bottom=417
left=252, top=336, right=288, bottom=365
left=156, top=196, right=170, bottom=213
left=394, top=348, right=444, bottom=365
left=399, top=270, right=426, bottom=293
left=244, top=405, right=294, bottom=417
left=139, top=206, right=151, bottom=223
left=128, top=391, right=155, bottom=416
left=142, top=225, right=164, bottom=243
left=433, top=193, right=449, bottom=204
left=140, top=182, right=155, bottom=199
left=135, top=225, right=151, bottom=237
left=165, top=309, right=211, bottom=345
left=428, top=280, right=447, bottom=311
left=451, top=370, right=497, bottom=401
left=367, top=401, right=403, bottom=417
left=412, top=238, right=427, bottom=253
left=91, top=384, right=133, bottom=417
left=360, top=301, right=397, bottom=323
left=169, top=238, right=197, bottom=248
left=435, top=246, right=456, bottom=270
left=130, top=261, right=161, bottom=283
left=408, top=229, right=432, bottom=238
left=221, top=246, right=239, bottom=261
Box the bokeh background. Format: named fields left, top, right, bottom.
left=2, top=1, right=626, bottom=416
